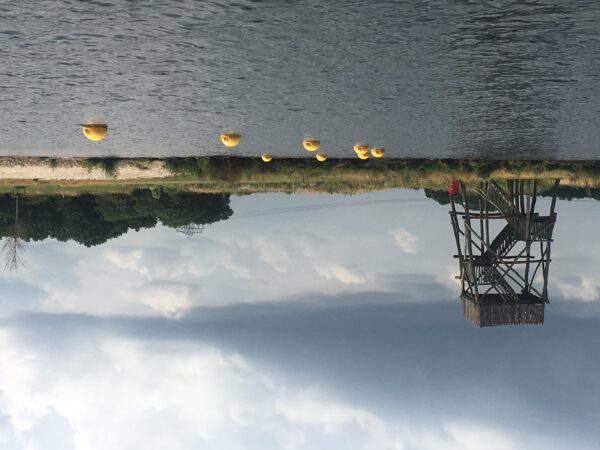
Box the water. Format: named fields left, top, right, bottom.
left=1, top=0, right=599, bottom=158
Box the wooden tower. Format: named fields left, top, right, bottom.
left=449, top=179, right=559, bottom=327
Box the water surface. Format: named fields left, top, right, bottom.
left=1, top=1, right=599, bottom=158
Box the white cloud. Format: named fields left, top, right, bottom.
left=0, top=193, right=598, bottom=450
left=389, top=229, right=418, bottom=254
left=275, top=390, right=400, bottom=448
left=104, top=248, right=144, bottom=272
left=252, top=236, right=292, bottom=273
left=0, top=330, right=410, bottom=450
left=314, top=263, right=368, bottom=285
left=3, top=192, right=599, bottom=321
left=0, top=325, right=558, bottom=450
left=0, top=191, right=457, bottom=318
left=126, top=286, right=191, bottom=317
left=0, top=327, right=505, bottom=450
left=221, top=259, right=254, bottom=280
left=442, top=422, right=518, bottom=450
left=554, top=276, right=600, bottom=302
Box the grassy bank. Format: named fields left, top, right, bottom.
left=0, top=156, right=599, bottom=195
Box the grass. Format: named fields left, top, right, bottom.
left=1, top=156, right=600, bottom=195
left=83, top=158, right=120, bottom=178
left=161, top=157, right=600, bottom=189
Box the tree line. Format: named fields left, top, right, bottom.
left=0, top=189, right=233, bottom=247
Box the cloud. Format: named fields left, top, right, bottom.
left=103, top=248, right=144, bottom=272
left=19, top=408, right=75, bottom=450
left=252, top=236, right=292, bottom=273
left=554, top=275, right=600, bottom=302
left=0, top=191, right=461, bottom=318
left=389, top=229, right=418, bottom=254
left=1, top=192, right=600, bottom=449
left=126, top=285, right=191, bottom=317
left=0, top=324, right=520, bottom=450
left=314, top=263, right=368, bottom=285
left=442, top=422, right=517, bottom=450
left=3, top=292, right=600, bottom=450
left=0, top=328, right=406, bottom=450
left=0, top=330, right=251, bottom=449
left=0, top=414, right=17, bottom=449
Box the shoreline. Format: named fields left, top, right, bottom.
left=0, top=156, right=599, bottom=194
left=0, top=157, right=169, bottom=181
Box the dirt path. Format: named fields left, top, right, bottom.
left=0, top=158, right=170, bottom=180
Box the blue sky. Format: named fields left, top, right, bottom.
left=0, top=190, right=599, bottom=450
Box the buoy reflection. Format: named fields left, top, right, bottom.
left=371, top=147, right=385, bottom=158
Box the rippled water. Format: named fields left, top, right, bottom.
left=1, top=0, right=599, bottom=158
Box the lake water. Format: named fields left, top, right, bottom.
left=1, top=0, right=599, bottom=158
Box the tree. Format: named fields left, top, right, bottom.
left=2, top=194, right=26, bottom=271
left=0, top=190, right=233, bottom=247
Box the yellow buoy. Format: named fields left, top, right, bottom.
left=371, top=147, right=385, bottom=158
left=354, top=146, right=369, bottom=158
left=316, top=153, right=327, bottom=162
left=302, top=139, right=320, bottom=152
left=81, top=124, right=108, bottom=142
left=353, top=143, right=369, bottom=154
left=261, top=154, right=273, bottom=162
left=220, top=132, right=241, bottom=148
left=357, top=152, right=369, bottom=160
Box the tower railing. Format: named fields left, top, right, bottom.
left=488, top=224, right=519, bottom=259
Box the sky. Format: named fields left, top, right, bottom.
left=0, top=189, right=599, bottom=450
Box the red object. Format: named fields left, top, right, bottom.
left=448, top=178, right=460, bottom=196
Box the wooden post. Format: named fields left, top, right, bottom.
left=531, top=179, right=538, bottom=214
left=550, top=179, right=560, bottom=217
left=479, top=182, right=485, bottom=255
left=450, top=196, right=464, bottom=281
left=519, top=180, right=526, bottom=214
left=524, top=180, right=532, bottom=290
left=485, top=181, right=490, bottom=246
left=462, top=184, right=479, bottom=302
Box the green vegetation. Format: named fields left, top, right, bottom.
left=163, top=158, right=206, bottom=179
left=1, top=157, right=600, bottom=195
left=1, top=179, right=597, bottom=248
left=0, top=190, right=232, bottom=247
left=159, top=157, right=600, bottom=190
left=83, top=157, right=120, bottom=178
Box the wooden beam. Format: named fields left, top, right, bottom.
left=462, top=184, right=479, bottom=302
